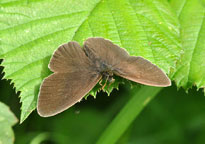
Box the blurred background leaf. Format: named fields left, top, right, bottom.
left=118, top=85, right=205, bottom=144
left=0, top=0, right=181, bottom=123
left=96, top=86, right=162, bottom=144
left=0, top=101, right=18, bottom=144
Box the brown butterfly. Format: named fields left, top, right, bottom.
left=37, top=38, right=171, bottom=117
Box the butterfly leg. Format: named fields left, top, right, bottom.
left=101, top=77, right=108, bottom=90
left=107, top=78, right=115, bottom=90
left=99, top=79, right=103, bottom=86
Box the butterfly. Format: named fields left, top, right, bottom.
left=37, top=37, right=171, bottom=117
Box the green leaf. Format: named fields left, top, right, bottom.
left=0, top=101, right=18, bottom=144
left=170, top=0, right=205, bottom=91
left=0, top=0, right=181, bottom=122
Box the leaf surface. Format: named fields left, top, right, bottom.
left=0, top=0, right=181, bottom=122
left=170, top=0, right=205, bottom=91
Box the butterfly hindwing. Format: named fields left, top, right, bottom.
left=37, top=71, right=101, bottom=117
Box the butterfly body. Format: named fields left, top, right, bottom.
left=84, top=44, right=116, bottom=85
left=37, top=37, right=171, bottom=117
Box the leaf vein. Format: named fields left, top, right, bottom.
left=128, top=0, right=155, bottom=63
left=187, top=12, right=205, bottom=84
left=70, top=0, right=102, bottom=40
left=3, top=25, right=77, bottom=56
left=0, top=11, right=86, bottom=32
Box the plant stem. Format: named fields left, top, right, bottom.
left=96, top=86, right=163, bottom=144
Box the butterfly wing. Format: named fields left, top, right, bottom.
left=83, top=38, right=129, bottom=66
left=84, top=38, right=170, bottom=87
left=114, top=56, right=171, bottom=87
left=37, top=41, right=101, bottom=117
left=37, top=71, right=101, bottom=117
left=49, top=41, right=91, bottom=73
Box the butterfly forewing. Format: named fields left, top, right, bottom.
left=84, top=38, right=129, bottom=66
left=114, top=56, right=171, bottom=86
left=49, top=42, right=90, bottom=72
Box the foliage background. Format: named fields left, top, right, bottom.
left=0, top=0, right=205, bottom=143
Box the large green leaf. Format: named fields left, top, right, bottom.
left=0, top=101, right=18, bottom=144
left=170, top=0, right=205, bottom=91
left=0, top=0, right=181, bottom=122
